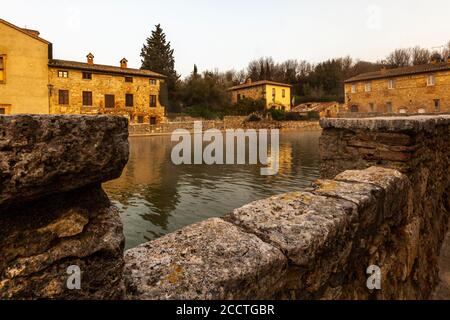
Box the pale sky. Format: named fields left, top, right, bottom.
left=3, top=0, right=450, bottom=77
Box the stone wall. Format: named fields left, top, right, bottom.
left=2, top=114, right=449, bottom=300
left=124, top=115, right=450, bottom=300
left=0, top=115, right=129, bottom=299
left=344, top=67, right=450, bottom=113
left=128, top=117, right=321, bottom=136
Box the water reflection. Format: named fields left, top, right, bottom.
left=103, top=130, right=322, bottom=249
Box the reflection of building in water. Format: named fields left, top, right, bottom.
left=276, top=143, right=294, bottom=175
left=105, top=137, right=183, bottom=230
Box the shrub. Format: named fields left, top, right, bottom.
left=307, top=111, right=320, bottom=120
left=246, top=113, right=262, bottom=122
left=186, top=104, right=220, bottom=120
left=269, top=108, right=286, bottom=121
left=228, top=98, right=266, bottom=116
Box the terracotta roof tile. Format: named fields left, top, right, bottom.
left=345, top=62, right=450, bottom=83
left=48, top=59, right=166, bottom=78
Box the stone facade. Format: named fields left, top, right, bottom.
left=228, top=80, right=292, bottom=110
left=0, top=115, right=129, bottom=299
left=48, top=61, right=166, bottom=124
left=344, top=62, right=450, bottom=114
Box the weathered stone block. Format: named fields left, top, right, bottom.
left=0, top=115, right=129, bottom=208
left=320, top=115, right=450, bottom=133
left=124, top=218, right=287, bottom=300
left=224, top=192, right=358, bottom=268
left=0, top=186, right=125, bottom=299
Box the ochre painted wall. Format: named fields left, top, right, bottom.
left=345, top=69, right=450, bottom=113
left=230, top=84, right=291, bottom=110
left=48, top=68, right=165, bottom=124
left=0, top=22, right=49, bottom=114
left=265, top=84, right=291, bottom=110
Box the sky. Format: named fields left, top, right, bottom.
left=3, top=0, right=450, bottom=77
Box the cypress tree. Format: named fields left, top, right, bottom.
left=141, top=24, right=180, bottom=111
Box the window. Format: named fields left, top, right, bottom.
left=58, top=90, right=69, bottom=105
left=58, top=70, right=69, bottom=78
left=150, top=117, right=157, bottom=125
left=0, top=55, right=5, bottom=83
left=82, top=72, right=92, bottom=80
left=82, top=91, right=93, bottom=106
left=149, top=79, right=157, bottom=85
left=150, top=95, right=157, bottom=108
left=125, top=77, right=133, bottom=83
left=386, top=102, right=393, bottom=113
left=125, top=94, right=134, bottom=107
left=237, top=94, right=241, bottom=101
left=0, top=108, right=5, bottom=114
left=272, top=88, right=276, bottom=102
left=369, top=103, right=375, bottom=112
left=399, top=108, right=407, bottom=114
left=137, top=116, right=144, bottom=124
left=427, top=75, right=436, bottom=86
left=282, top=89, right=286, bottom=98
left=365, top=82, right=372, bottom=92
left=434, top=99, right=441, bottom=112
left=388, top=79, right=395, bottom=89
left=351, top=84, right=356, bottom=93
left=105, top=94, right=115, bottom=108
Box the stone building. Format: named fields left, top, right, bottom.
left=228, top=79, right=292, bottom=110
left=344, top=59, right=450, bottom=114
left=0, top=19, right=166, bottom=123
left=48, top=56, right=166, bottom=124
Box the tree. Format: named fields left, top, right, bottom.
left=141, top=24, right=180, bottom=111
left=385, top=48, right=412, bottom=68
left=443, top=41, right=450, bottom=60
left=411, top=46, right=431, bottom=65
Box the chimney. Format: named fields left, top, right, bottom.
left=86, top=53, right=94, bottom=65
left=120, top=58, right=128, bottom=69
left=246, top=78, right=252, bottom=84
left=22, top=28, right=40, bottom=37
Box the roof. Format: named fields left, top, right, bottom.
left=292, top=102, right=340, bottom=113
left=0, top=19, right=51, bottom=44
left=228, top=80, right=293, bottom=91
left=48, top=59, right=166, bottom=78
left=345, top=62, right=450, bottom=83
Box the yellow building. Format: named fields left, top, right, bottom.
left=228, top=79, right=292, bottom=110
left=0, top=19, right=166, bottom=123
left=0, top=19, right=52, bottom=115
left=344, top=60, right=450, bottom=114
